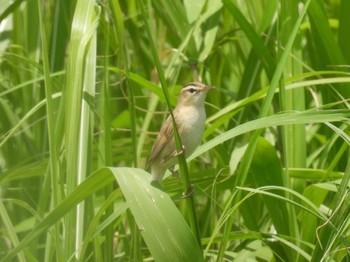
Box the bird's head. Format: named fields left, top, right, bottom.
left=177, top=82, right=214, bottom=107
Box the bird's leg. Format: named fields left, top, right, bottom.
left=173, top=145, right=194, bottom=197
left=174, top=145, right=186, bottom=157
left=181, top=184, right=195, bottom=198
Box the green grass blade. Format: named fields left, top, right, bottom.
left=191, top=109, right=349, bottom=163
left=0, top=200, right=26, bottom=261
left=222, top=0, right=275, bottom=79
left=0, top=168, right=114, bottom=262
left=112, top=167, right=204, bottom=262
left=64, top=0, right=98, bottom=258
left=250, top=138, right=289, bottom=234
left=37, top=0, right=63, bottom=258
left=311, top=157, right=350, bottom=261
left=338, top=0, right=350, bottom=62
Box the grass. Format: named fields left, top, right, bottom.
left=1, top=0, right=350, bottom=261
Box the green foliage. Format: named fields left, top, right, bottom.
left=1, top=0, right=350, bottom=261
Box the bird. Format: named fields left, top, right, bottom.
left=147, top=82, right=213, bottom=182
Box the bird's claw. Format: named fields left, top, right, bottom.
left=175, top=145, right=186, bottom=157
left=169, top=169, right=181, bottom=180
left=181, top=184, right=195, bottom=198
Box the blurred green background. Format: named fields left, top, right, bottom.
left=1, top=0, right=350, bottom=261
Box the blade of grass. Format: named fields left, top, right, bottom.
left=109, top=0, right=141, bottom=259
left=0, top=168, right=114, bottom=262
left=75, top=12, right=98, bottom=259
left=0, top=200, right=26, bottom=261
left=338, top=0, right=350, bottom=63
left=278, top=2, right=306, bottom=259
left=37, top=0, right=63, bottom=259
left=0, top=0, right=24, bottom=24
left=113, top=167, right=204, bottom=262
left=191, top=109, right=349, bottom=163
left=311, top=156, right=350, bottom=261
left=78, top=190, right=127, bottom=261
left=64, top=0, right=98, bottom=258
left=99, top=4, right=115, bottom=260
left=308, top=0, right=349, bottom=99
left=222, top=0, right=275, bottom=80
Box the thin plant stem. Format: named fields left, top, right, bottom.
left=139, top=0, right=202, bottom=248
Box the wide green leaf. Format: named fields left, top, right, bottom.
left=112, top=167, right=204, bottom=262
left=250, top=138, right=289, bottom=234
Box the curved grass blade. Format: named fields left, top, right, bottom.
left=112, top=167, right=204, bottom=262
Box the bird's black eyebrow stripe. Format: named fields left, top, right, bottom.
left=182, top=82, right=203, bottom=89
left=183, top=82, right=197, bottom=87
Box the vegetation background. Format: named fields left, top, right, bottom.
left=0, top=0, right=349, bottom=261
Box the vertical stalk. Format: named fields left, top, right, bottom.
left=64, top=0, right=97, bottom=258
left=278, top=1, right=306, bottom=259
left=75, top=19, right=97, bottom=257
left=111, top=0, right=142, bottom=259
left=37, top=0, right=62, bottom=259
left=139, top=0, right=202, bottom=248
left=100, top=9, right=113, bottom=259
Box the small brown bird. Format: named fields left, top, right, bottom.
left=147, top=82, right=213, bottom=182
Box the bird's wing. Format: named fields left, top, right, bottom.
left=146, top=114, right=174, bottom=167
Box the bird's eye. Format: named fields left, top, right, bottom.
left=188, top=88, right=196, bottom=94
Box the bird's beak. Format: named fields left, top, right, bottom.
left=203, top=85, right=215, bottom=92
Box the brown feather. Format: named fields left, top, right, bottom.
left=146, top=107, right=188, bottom=167
left=147, top=114, right=174, bottom=167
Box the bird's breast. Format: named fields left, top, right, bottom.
left=176, top=106, right=206, bottom=156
